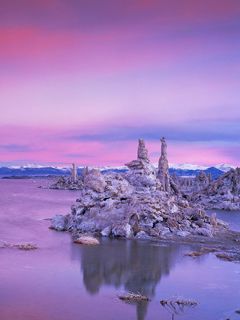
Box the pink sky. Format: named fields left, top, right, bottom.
left=1, top=0, right=240, bottom=166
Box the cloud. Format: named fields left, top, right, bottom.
left=65, top=153, right=94, bottom=159
left=66, top=118, right=240, bottom=143
left=0, top=144, right=32, bottom=152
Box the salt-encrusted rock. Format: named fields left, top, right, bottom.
left=83, top=169, right=107, bottom=193
left=50, top=214, right=68, bottom=231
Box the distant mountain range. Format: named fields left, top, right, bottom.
left=0, top=163, right=236, bottom=179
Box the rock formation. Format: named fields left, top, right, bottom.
left=71, top=163, right=77, bottom=182
left=175, top=171, right=211, bottom=195
left=192, top=168, right=240, bottom=210
left=50, top=175, right=83, bottom=190
left=195, top=171, right=211, bottom=192
left=157, top=137, right=170, bottom=192
left=125, top=139, right=157, bottom=188
left=51, top=139, right=226, bottom=239
left=50, top=166, right=83, bottom=190
left=137, top=139, right=150, bottom=162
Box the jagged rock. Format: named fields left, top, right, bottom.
left=120, top=139, right=152, bottom=186
left=125, top=139, right=157, bottom=188
left=84, top=169, right=107, bottom=193
left=101, top=226, right=112, bottom=237
left=50, top=214, right=68, bottom=231
left=112, top=223, right=133, bottom=238
left=153, top=224, right=171, bottom=237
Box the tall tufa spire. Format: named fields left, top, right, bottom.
left=157, top=137, right=170, bottom=192
left=71, top=163, right=77, bottom=182
left=137, top=139, right=150, bottom=163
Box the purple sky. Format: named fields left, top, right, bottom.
left=1, top=0, right=240, bottom=166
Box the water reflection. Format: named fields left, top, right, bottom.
left=71, top=239, right=183, bottom=320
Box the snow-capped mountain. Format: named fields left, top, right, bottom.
left=169, top=163, right=208, bottom=171
left=214, top=164, right=236, bottom=172
left=0, top=163, right=236, bottom=179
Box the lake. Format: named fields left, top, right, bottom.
left=0, top=179, right=240, bottom=320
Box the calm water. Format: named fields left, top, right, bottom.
left=0, top=179, right=240, bottom=320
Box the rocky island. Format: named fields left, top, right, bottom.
left=50, top=163, right=83, bottom=190
left=190, top=168, right=240, bottom=210
left=51, top=138, right=228, bottom=241
left=173, top=167, right=240, bottom=211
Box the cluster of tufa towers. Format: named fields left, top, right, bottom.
left=136, top=137, right=171, bottom=192
left=70, top=137, right=171, bottom=192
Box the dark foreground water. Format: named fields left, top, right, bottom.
left=0, top=179, right=240, bottom=320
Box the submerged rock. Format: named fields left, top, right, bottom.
left=74, top=235, right=100, bottom=245
left=14, top=243, right=38, bottom=250
left=0, top=241, right=38, bottom=250
left=215, top=252, right=240, bottom=262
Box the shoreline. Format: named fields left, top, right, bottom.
left=50, top=222, right=240, bottom=262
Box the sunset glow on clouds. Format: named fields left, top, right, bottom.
left=1, top=0, right=240, bottom=166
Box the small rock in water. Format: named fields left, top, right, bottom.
left=160, top=298, right=198, bottom=314
left=74, top=235, right=100, bottom=245
left=0, top=241, right=38, bottom=250
left=185, top=248, right=217, bottom=258
left=14, top=243, right=38, bottom=250
left=118, top=292, right=150, bottom=302
left=160, top=298, right=197, bottom=307
left=215, top=253, right=240, bottom=262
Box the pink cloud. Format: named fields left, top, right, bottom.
left=0, top=125, right=239, bottom=166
